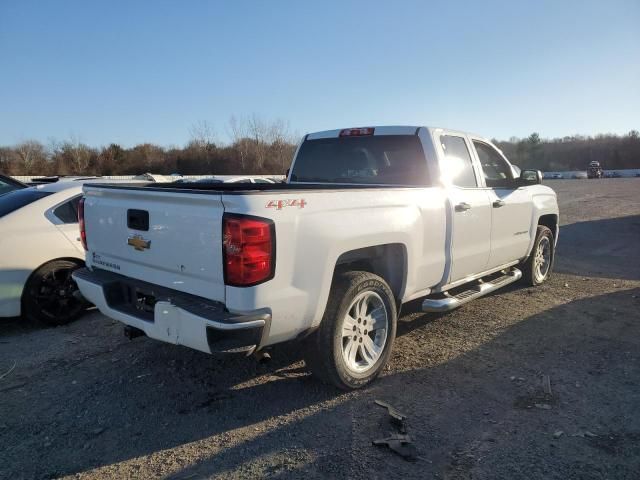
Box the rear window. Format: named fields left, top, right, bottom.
left=53, top=195, right=81, bottom=223
left=291, top=135, right=430, bottom=185
left=0, top=189, right=52, bottom=218
left=0, top=176, right=26, bottom=195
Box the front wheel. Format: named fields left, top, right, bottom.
left=522, top=225, right=555, bottom=286
left=303, top=271, right=397, bottom=390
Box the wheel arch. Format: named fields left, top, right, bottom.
left=333, top=243, right=407, bottom=308
left=537, top=213, right=559, bottom=243
left=20, top=257, right=86, bottom=306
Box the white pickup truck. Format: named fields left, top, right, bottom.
left=73, top=126, right=558, bottom=389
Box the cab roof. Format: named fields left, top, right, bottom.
left=305, top=126, right=490, bottom=142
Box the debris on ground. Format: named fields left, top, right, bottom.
left=374, top=399, right=408, bottom=433
left=542, top=375, right=553, bottom=396
left=553, top=430, right=564, bottom=438
left=372, top=434, right=418, bottom=462
left=534, top=403, right=552, bottom=410
left=0, top=361, right=17, bottom=380
left=372, top=400, right=418, bottom=461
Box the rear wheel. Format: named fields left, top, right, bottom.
left=522, top=225, right=554, bottom=286
left=22, top=260, right=85, bottom=326
left=303, top=271, right=397, bottom=390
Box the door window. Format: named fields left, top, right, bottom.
left=440, top=135, right=477, bottom=187
left=473, top=141, right=514, bottom=188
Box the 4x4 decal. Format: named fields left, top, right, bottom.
left=266, top=199, right=307, bottom=210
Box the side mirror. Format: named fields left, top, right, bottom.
left=520, top=169, right=542, bottom=185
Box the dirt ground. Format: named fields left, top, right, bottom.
left=1, top=178, right=639, bottom=479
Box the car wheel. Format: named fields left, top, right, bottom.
left=522, top=226, right=555, bottom=286
left=23, top=260, right=86, bottom=326
left=303, top=271, right=397, bottom=390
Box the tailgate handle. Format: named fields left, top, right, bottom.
left=127, top=209, right=149, bottom=231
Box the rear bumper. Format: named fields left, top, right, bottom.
left=72, top=268, right=270, bottom=354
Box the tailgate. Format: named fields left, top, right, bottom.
left=83, top=186, right=226, bottom=302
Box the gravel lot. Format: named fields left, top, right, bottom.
left=1, top=178, right=639, bottom=479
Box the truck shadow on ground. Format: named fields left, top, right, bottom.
left=166, top=285, right=640, bottom=479
left=3, top=281, right=639, bottom=479
left=556, top=214, right=640, bottom=281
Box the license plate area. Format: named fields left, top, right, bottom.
left=104, top=281, right=159, bottom=322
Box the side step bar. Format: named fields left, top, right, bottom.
left=422, top=268, right=522, bottom=313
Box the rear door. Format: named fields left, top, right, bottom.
left=437, top=132, right=492, bottom=283
left=83, top=186, right=227, bottom=302
left=470, top=139, right=533, bottom=268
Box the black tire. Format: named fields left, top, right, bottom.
left=22, top=260, right=86, bottom=326
left=303, top=271, right=397, bottom=390
left=522, top=225, right=555, bottom=286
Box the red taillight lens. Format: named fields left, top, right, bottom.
left=223, top=214, right=275, bottom=286
left=339, top=127, right=375, bottom=137
left=78, top=196, right=88, bottom=251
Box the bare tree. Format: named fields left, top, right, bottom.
left=15, top=140, right=47, bottom=174
left=228, top=115, right=248, bottom=171
left=64, top=136, right=93, bottom=174
left=267, top=118, right=296, bottom=171
left=189, top=120, right=217, bottom=148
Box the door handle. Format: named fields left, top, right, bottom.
left=492, top=200, right=506, bottom=208
left=455, top=202, right=471, bottom=212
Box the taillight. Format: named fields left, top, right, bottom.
left=78, top=196, right=87, bottom=251
left=223, top=214, right=275, bottom=286
left=339, top=127, right=375, bottom=137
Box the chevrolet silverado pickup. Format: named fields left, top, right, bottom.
left=73, top=126, right=559, bottom=389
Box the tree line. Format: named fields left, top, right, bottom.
left=0, top=116, right=297, bottom=177
left=494, top=130, right=640, bottom=172
left=1, top=120, right=639, bottom=176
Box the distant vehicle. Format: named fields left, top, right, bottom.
left=0, top=174, right=28, bottom=195
left=587, top=161, right=603, bottom=179
left=26, top=175, right=102, bottom=185
left=0, top=179, right=148, bottom=324
left=550, top=173, right=563, bottom=179
left=73, top=125, right=559, bottom=389
left=133, top=173, right=174, bottom=182
left=194, top=176, right=276, bottom=184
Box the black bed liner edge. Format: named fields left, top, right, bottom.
left=82, top=182, right=429, bottom=195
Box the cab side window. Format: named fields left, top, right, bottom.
left=53, top=196, right=81, bottom=224
left=473, top=141, right=514, bottom=188
left=440, top=135, right=477, bottom=188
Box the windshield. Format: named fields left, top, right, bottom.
left=291, top=135, right=430, bottom=185
left=0, top=189, right=52, bottom=217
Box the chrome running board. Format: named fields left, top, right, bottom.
left=422, top=268, right=522, bottom=313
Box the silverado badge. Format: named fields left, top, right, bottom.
left=127, top=235, right=151, bottom=251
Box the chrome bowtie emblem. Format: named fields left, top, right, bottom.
left=127, top=235, right=151, bottom=251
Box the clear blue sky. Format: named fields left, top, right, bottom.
left=1, top=0, right=638, bottom=147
